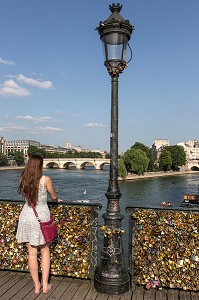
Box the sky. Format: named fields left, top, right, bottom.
left=0, top=0, right=199, bottom=153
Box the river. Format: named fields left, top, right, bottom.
left=1, top=167, right=199, bottom=228
left=1, top=168, right=199, bottom=205
left=1, top=168, right=199, bottom=260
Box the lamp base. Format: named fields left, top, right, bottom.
left=94, top=267, right=130, bottom=295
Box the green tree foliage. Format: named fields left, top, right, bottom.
left=131, top=142, right=155, bottom=171
left=27, top=146, right=103, bottom=159
left=165, top=145, right=186, bottom=171
left=131, top=142, right=149, bottom=152
left=73, top=152, right=102, bottom=158
left=0, top=153, right=8, bottom=166
left=28, top=146, right=47, bottom=158
left=159, top=149, right=172, bottom=171
left=118, top=158, right=127, bottom=180
left=10, top=151, right=24, bottom=166
left=123, top=148, right=150, bottom=174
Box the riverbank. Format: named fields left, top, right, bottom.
left=0, top=166, right=24, bottom=171
left=119, top=170, right=199, bottom=181
left=1, top=166, right=199, bottom=180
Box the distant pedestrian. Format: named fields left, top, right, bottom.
left=16, top=154, right=62, bottom=294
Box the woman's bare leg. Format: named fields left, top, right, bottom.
left=27, top=243, right=41, bottom=293
left=40, top=243, right=52, bottom=292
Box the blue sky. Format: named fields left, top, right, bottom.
left=0, top=0, right=199, bottom=153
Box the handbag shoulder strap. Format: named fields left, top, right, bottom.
left=30, top=202, right=41, bottom=223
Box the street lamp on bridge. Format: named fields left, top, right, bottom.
left=94, top=3, right=134, bottom=295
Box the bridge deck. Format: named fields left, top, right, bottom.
left=0, top=271, right=198, bottom=300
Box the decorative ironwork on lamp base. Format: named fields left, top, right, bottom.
left=94, top=192, right=130, bottom=295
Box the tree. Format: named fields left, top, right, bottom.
left=0, top=153, right=8, bottom=166
left=74, top=151, right=103, bottom=158
left=13, top=151, right=24, bottom=166
left=27, top=146, right=104, bottom=159
left=131, top=142, right=149, bottom=152
left=165, top=145, right=186, bottom=171
left=159, top=149, right=172, bottom=171
left=118, top=158, right=127, bottom=180
left=131, top=142, right=155, bottom=171
left=123, top=148, right=150, bottom=174
left=28, top=146, right=47, bottom=158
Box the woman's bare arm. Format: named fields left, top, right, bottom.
left=45, top=176, right=61, bottom=202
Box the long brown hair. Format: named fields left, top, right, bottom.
left=18, top=155, right=43, bottom=206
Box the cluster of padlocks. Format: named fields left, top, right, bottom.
left=0, top=202, right=92, bottom=278
left=131, top=209, right=199, bottom=290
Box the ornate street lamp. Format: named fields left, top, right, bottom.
left=94, top=3, right=134, bottom=295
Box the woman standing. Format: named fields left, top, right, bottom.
left=16, top=155, right=61, bottom=294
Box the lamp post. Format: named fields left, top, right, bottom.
left=94, top=3, right=134, bottom=295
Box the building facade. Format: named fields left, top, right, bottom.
left=151, top=139, right=170, bottom=162
left=0, top=137, right=6, bottom=154
left=177, top=140, right=199, bottom=160
left=40, top=144, right=68, bottom=155
left=5, top=140, right=41, bottom=157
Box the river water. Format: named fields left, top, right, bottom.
left=1, top=168, right=199, bottom=206
left=1, top=168, right=199, bottom=260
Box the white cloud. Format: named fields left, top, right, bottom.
left=36, top=126, right=63, bottom=133
left=16, top=115, right=53, bottom=122
left=0, top=79, right=31, bottom=97
left=0, top=124, right=63, bottom=135
left=0, top=125, right=26, bottom=132
left=16, top=74, right=53, bottom=89
left=85, top=122, right=106, bottom=127
left=0, top=57, right=15, bottom=65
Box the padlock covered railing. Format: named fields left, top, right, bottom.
left=0, top=199, right=101, bottom=280
left=126, top=205, right=199, bottom=291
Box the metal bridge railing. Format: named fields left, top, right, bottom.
left=0, top=199, right=101, bottom=280
left=126, top=205, right=199, bottom=291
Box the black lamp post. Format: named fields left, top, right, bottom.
left=94, top=3, right=134, bottom=295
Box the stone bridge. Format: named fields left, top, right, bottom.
left=186, top=160, right=199, bottom=170
left=43, top=158, right=110, bottom=170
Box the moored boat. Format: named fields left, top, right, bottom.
left=181, top=193, right=199, bottom=207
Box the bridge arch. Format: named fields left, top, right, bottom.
left=98, top=162, right=110, bottom=170
left=186, top=160, right=199, bottom=171
left=190, top=165, right=199, bottom=171
left=79, top=161, right=95, bottom=169
left=62, top=162, right=76, bottom=169
left=45, top=162, right=59, bottom=168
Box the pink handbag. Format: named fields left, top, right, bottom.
left=30, top=203, right=58, bottom=243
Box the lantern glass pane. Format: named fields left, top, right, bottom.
left=102, top=42, right=127, bottom=63
left=101, top=32, right=128, bottom=64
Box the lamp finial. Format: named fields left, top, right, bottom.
left=109, top=3, right=123, bottom=14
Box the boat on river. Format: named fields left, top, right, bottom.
left=181, top=193, right=199, bottom=207
left=160, top=201, right=174, bottom=207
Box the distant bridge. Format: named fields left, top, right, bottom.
left=186, top=160, right=199, bottom=170
left=43, top=158, right=110, bottom=170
